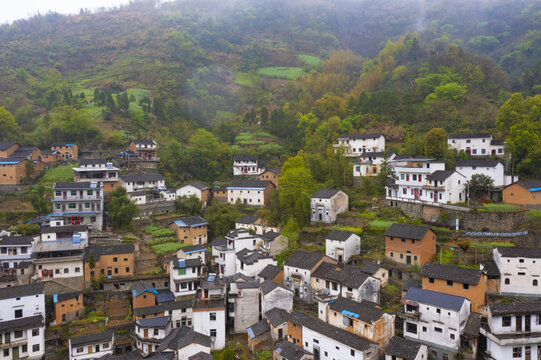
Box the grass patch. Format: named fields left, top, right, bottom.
left=469, top=241, right=514, bottom=249
left=151, top=242, right=183, bottom=255
left=367, top=220, right=394, bottom=231
left=331, top=225, right=363, bottom=235
left=146, top=236, right=178, bottom=245
left=257, top=67, right=304, bottom=79
left=482, top=203, right=522, bottom=212
left=298, top=54, right=322, bottom=66
left=383, top=283, right=399, bottom=293
left=142, top=225, right=175, bottom=237
left=435, top=248, right=455, bottom=264
left=237, top=140, right=264, bottom=146
left=234, top=72, right=256, bottom=87
left=235, top=133, right=254, bottom=142
left=39, top=165, right=76, bottom=186
left=253, top=131, right=276, bottom=138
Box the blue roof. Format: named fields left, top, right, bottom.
left=173, top=217, right=209, bottom=228
left=341, top=309, right=360, bottom=319
left=0, top=160, right=22, bottom=165
left=404, top=287, right=466, bottom=311
left=528, top=187, right=541, bottom=192
left=131, top=288, right=158, bottom=297
left=247, top=328, right=255, bottom=339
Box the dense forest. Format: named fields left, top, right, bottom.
left=0, top=0, right=540, bottom=190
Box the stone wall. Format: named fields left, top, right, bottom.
left=136, top=201, right=176, bottom=217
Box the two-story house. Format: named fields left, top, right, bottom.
left=212, top=230, right=264, bottom=277
left=481, top=301, right=541, bottom=360
left=260, top=279, right=294, bottom=315
left=227, top=180, right=275, bottom=206
left=170, top=257, right=204, bottom=297
left=51, top=143, right=78, bottom=161
left=128, top=140, right=158, bottom=164
left=284, top=250, right=335, bottom=302
left=83, top=244, right=135, bottom=286
left=447, top=133, right=504, bottom=157
left=319, top=296, right=394, bottom=347
left=503, top=179, right=541, bottom=206
left=156, top=326, right=212, bottom=360
left=53, top=292, right=83, bottom=325
left=310, top=189, right=349, bottom=223
left=455, top=159, right=517, bottom=189
left=402, top=287, right=470, bottom=359
left=176, top=181, right=211, bottom=204
left=236, top=248, right=276, bottom=278
left=50, top=182, right=104, bottom=230
left=170, top=216, right=209, bottom=245
left=233, top=156, right=265, bottom=176
left=259, top=169, right=280, bottom=187
left=226, top=274, right=260, bottom=334
left=353, top=152, right=395, bottom=177
left=133, top=316, right=171, bottom=355
left=73, top=159, right=119, bottom=192
left=0, top=283, right=46, bottom=360
left=119, top=172, right=165, bottom=193
left=235, top=215, right=281, bottom=235
left=384, top=224, right=436, bottom=266
left=420, top=170, right=467, bottom=204
left=69, top=331, right=114, bottom=360
left=193, top=274, right=226, bottom=350
left=385, top=158, right=446, bottom=202
left=131, top=281, right=158, bottom=309
left=325, top=230, right=360, bottom=263
left=493, top=247, right=541, bottom=296
left=420, top=262, right=486, bottom=313
left=334, top=133, right=386, bottom=156
left=0, top=235, right=37, bottom=269
left=0, top=157, right=32, bottom=184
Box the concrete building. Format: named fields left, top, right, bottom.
left=41, top=224, right=88, bottom=241
left=384, top=336, right=428, bottom=360
left=236, top=248, right=276, bottom=278
left=176, top=181, right=211, bottom=204
left=447, top=133, right=504, bottom=157
left=385, top=158, right=446, bottom=202
left=226, top=274, right=260, bottom=334
left=0, top=235, right=37, bottom=269
left=310, top=189, right=349, bottom=223
left=503, top=179, right=541, bottom=206
left=84, top=244, right=135, bottom=285
left=402, top=287, right=470, bottom=359
left=334, top=133, right=386, bottom=156
left=156, top=326, right=212, bottom=360
left=170, top=257, right=204, bottom=297
left=212, top=230, right=264, bottom=277
left=420, top=262, right=486, bottom=313
left=384, top=223, right=436, bottom=267
left=288, top=310, right=379, bottom=360
left=227, top=180, right=275, bottom=206
left=284, top=250, right=335, bottom=303
left=0, top=283, right=45, bottom=360
left=353, top=152, right=395, bottom=177
left=193, top=274, right=226, bottom=350
left=119, top=172, right=165, bottom=193
left=51, top=143, right=78, bottom=161
left=261, top=279, right=294, bottom=314
left=421, top=170, right=467, bottom=204
left=493, top=247, right=541, bottom=296
left=176, top=244, right=207, bottom=262
left=73, top=159, right=119, bottom=192
left=69, top=331, right=114, bottom=360
left=273, top=340, right=313, bottom=360
left=481, top=301, right=541, bottom=360
left=170, top=216, right=209, bottom=245
left=50, top=182, right=103, bottom=230
left=133, top=316, right=171, bottom=355
left=325, top=230, right=360, bottom=263
left=233, top=156, right=265, bottom=176
left=53, top=292, right=83, bottom=325
left=319, top=296, right=395, bottom=347
left=455, top=159, right=517, bottom=189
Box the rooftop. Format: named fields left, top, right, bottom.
left=384, top=223, right=430, bottom=240
left=420, top=262, right=483, bottom=285
left=284, top=250, right=326, bottom=270
left=173, top=216, right=209, bottom=228
left=496, top=246, right=541, bottom=258
left=247, top=319, right=270, bottom=338
left=236, top=215, right=259, bottom=224
left=0, top=282, right=43, bottom=300
left=236, top=248, right=273, bottom=265
left=70, top=330, right=114, bottom=347
left=258, top=264, right=283, bottom=280
left=403, top=287, right=467, bottom=311
left=172, top=258, right=203, bottom=269
left=260, top=279, right=287, bottom=295
left=157, top=326, right=211, bottom=351
left=54, top=181, right=102, bottom=189
left=265, top=308, right=289, bottom=327
left=233, top=155, right=259, bottom=162
left=41, top=225, right=88, bottom=234
left=131, top=281, right=157, bottom=297
left=329, top=297, right=385, bottom=323
left=456, top=159, right=501, bottom=168
left=0, top=314, right=43, bottom=332
left=448, top=133, right=492, bottom=139
left=120, top=172, right=165, bottom=183
left=385, top=336, right=424, bottom=360
left=131, top=139, right=156, bottom=145
left=0, top=235, right=34, bottom=246
left=337, top=133, right=384, bottom=140
left=274, top=340, right=312, bottom=360
left=515, top=179, right=541, bottom=192
left=185, top=181, right=209, bottom=190
left=312, top=188, right=341, bottom=199
left=326, top=229, right=356, bottom=242
left=78, top=158, right=108, bottom=166
left=427, top=170, right=456, bottom=182
left=489, top=301, right=541, bottom=317
left=0, top=142, right=19, bottom=150
left=137, top=316, right=170, bottom=328
left=228, top=179, right=272, bottom=189
left=84, top=244, right=134, bottom=262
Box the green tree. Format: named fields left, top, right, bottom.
left=204, top=204, right=240, bottom=238
left=139, top=96, right=152, bottom=113
left=467, top=174, right=494, bottom=201
left=177, top=195, right=202, bottom=216
left=424, top=128, right=448, bottom=158
left=0, top=106, right=18, bottom=141
left=29, top=185, right=50, bottom=215
left=88, top=253, right=96, bottom=269
left=108, top=187, right=138, bottom=230
left=116, top=92, right=130, bottom=114
left=187, top=129, right=232, bottom=182
left=47, top=106, right=101, bottom=145
left=278, top=153, right=314, bottom=226
left=24, top=161, right=35, bottom=183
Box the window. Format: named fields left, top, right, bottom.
left=210, top=313, right=216, bottom=321
left=502, top=316, right=511, bottom=327
left=429, top=278, right=435, bottom=284
left=210, top=329, right=217, bottom=337
left=178, top=268, right=186, bottom=275
left=126, top=267, right=130, bottom=273
left=406, top=322, right=417, bottom=334
left=463, top=283, right=469, bottom=290
left=55, top=191, right=62, bottom=196
left=505, top=278, right=510, bottom=285
left=22, top=345, right=27, bottom=353
left=14, top=330, right=23, bottom=338
left=450, top=333, right=455, bottom=339
left=64, top=268, right=69, bottom=274
left=68, top=203, right=76, bottom=209
left=113, top=257, right=118, bottom=262
left=402, top=188, right=407, bottom=195
left=350, top=349, right=355, bottom=356
left=85, top=203, right=90, bottom=208
left=513, top=347, right=522, bottom=358
left=3, top=349, right=8, bottom=357
left=33, top=344, right=40, bottom=352
left=55, top=204, right=61, bottom=210
left=75, top=267, right=80, bottom=273
left=422, top=326, right=427, bottom=332
left=87, top=190, right=93, bottom=196
left=154, top=329, right=159, bottom=336
left=534, top=280, right=538, bottom=286
left=436, top=308, right=441, bottom=314
left=15, top=309, right=23, bottom=318
left=434, top=327, right=443, bottom=333
left=390, top=252, right=394, bottom=257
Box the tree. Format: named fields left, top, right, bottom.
left=88, top=253, right=96, bottom=269
left=204, top=204, right=240, bottom=238
left=0, top=106, right=18, bottom=141
left=467, top=174, right=494, bottom=201
left=177, top=195, right=202, bottom=216
left=139, top=96, right=152, bottom=113
left=47, top=106, right=101, bottom=145
left=187, top=129, right=232, bottom=182
left=30, top=185, right=50, bottom=215
left=108, top=187, right=138, bottom=230
left=278, top=153, right=314, bottom=226
left=424, top=128, right=448, bottom=158
left=24, top=161, right=35, bottom=182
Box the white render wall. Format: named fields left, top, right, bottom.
left=325, top=234, right=360, bottom=263
left=335, top=135, right=386, bottom=156
left=455, top=163, right=515, bottom=188
left=70, top=338, right=114, bottom=360
left=494, top=249, right=541, bottom=296
left=193, top=309, right=226, bottom=350
left=284, top=265, right=313, bottom=302
left=176, top=343, right=211, bottom=360
left=176, top=185, right=203, bottom=200
left=261, top=287, right=294, bottom=314
left=233, top=160, right=264, bottom=176
left=448, top=136, right=504, bottom=157
left=420, top=171, right=467, bottom=204
left=120, top=178, right=165, bottom=193
left=302, top=325, right=374, bottom=360
left=237, top=257, right=277, bottom=278
left=385, top=344, right=428, bottom=360
left=227, top=188, right=266, bottom=206
left=34, top=259, right=84, bottom=279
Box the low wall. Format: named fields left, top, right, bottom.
left=136, top=201, right=176, bottom=217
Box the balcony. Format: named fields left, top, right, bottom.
left=0, top=337, right=28, bottom=349
left=422, top=185, right=445, bottom=191
left=401, top=310, right=420, bottom=320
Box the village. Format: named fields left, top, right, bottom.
left=0, top=132, right=540, bottom=360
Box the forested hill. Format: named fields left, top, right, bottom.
left=0, top=0, right=540, bottom=182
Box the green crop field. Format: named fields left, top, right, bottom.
left=298, top=54, right=322, bottom=66
left=39, top=165, right=76, bottom=186
left=482, top=203, right=522, bottom=212
left=367, top=220, right=394, bottom=231
left=257, top=67, right=304, bottom=79
left=234, top=72, right=256, bottom=87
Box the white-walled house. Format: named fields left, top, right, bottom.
left=226, top=275, right=260, bottom=334
left=235, top=215, right=281, bottom=235
left=236, top=248, right=276, bottom=278
left=260, top=279, right=294, bottom=314
left=193, top=274, right=226, bottom=350
left=353, top=152, right=395, bottom=177
left=212, top=230, right=263, bottom=277
left=447, top=133, right=505, bottom=157
left=493, top=247, right=541, bottom=296
left=455, top=160, right=517, bottom=189
left=0, top=283, right=46, bottom=360
left=402, top=287, right=470, bottom=357
left=325, top=230, right=360, bottom=263
left=170, top=258, right=204, bottom=297
left=385, top=158, right=446, bottom=202
left=284, top=250, right=333, bottom=303
left=156, top=326, right=212, bottom=360
left=176, top=181, right=210, bottom=204
left=133, top=316, right=171, bottom=355
left=481, top=301, right=541, bottom=360
left=420, top=170, right=467, bottom=204
left=69, top=331, right=114, bottom=360
left=233, top=156, right=265, bottom=176
left=310, top=189, right=349, bottom=223
left=119, top=172, right=166, bottom=193
left=0, top=235, right=38, bottom=268
left=227, top=180, right=275, bottom=206
left=50, top=182, right=104, bottom=230
left=334, top=133, right=386, bottom=157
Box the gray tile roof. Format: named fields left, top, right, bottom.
left=133, top=304, right=164, bottom=317
left=228, top=179, right=272, bottom=189
left=274, top=340, right=312, bottom=360
left=289, top=311, right=376, bottom=351
left=427, top=170, right=455, bottom=182
left=516, top=179, right=541, bottom=190
left=187, top=181, right=209, bottom=190
left=260, top=279, right=284, bottom=295
left=179, top=244, right=207, bottom=253
left=79, top=158, right=108, bottom=166
left=329, top=297, right=384, bottom=323
left=173, top=216, right=208, bottom=227
left=137, top=316, right=170, bottom=328
left=162, top=298, right=194, bottom=311
left=265, top=308, right=289, bottom=327
left=401, top=278, right=421, bottom=292
left=312, top=188, right=341, bottom=199
left=55, top=292, right=81, bottom=302
left=337, top=133, right=384, bottom=140
left=233, top=155, right=259, bottom=162
left=0, top=142, right=19, bottom=150
left=361, top=262, right=383, bottom=275
left=385, top=336, right=424, bottom=360
left=327, top=229, right=355, bottom=242
left=156, top=290, right=176, bottom=304
left=70, top=330, right=114, bottom=347
left=0, top=283, right=43, bottom=300
left=120, top=172, right=164, bottom=182
left=157, top=326, right=211, bottom=351
left=456, top=159, right=501, bottom=168
left=210, top=237, right=226, bottom=247
left=480, top=260, right=500, bottom=279
left=403, top=287, right=466, bottom=311
left=284, top=250, right=325, bottom=270
left=84, top=244, right=134, bottom=261
left=171, top=257, right=203, bottom=269
left=188, top=352, right=213, bottom=360
left=420, top=262, right=483, bottom=285
left=489, top=301, right=541, bottom=317
left=0, top=235, right=34, bottom=246
left=0, top=314, right=43, bottom=332
left=463, top=312, right=482, bottom=337
left=248, top=319, right=270, bottom=337
left=237, top=215, right=258, bottom=224
left=384, top=223, right=430, bottom=240
left=41, top=225, right=88, bottom=234
left=490, top=139, right=505, bottom=146
left=258, top=264, right=282, bottom=280
left=236, top=248, right=273, bottom=264
left=448, top=133, right=492, bottom=139
left=54, top=182, right=102, bottom=189
left=130, top=139, right=156, bottom=145
left=496, top=246, right=541, bottom=258
left=262, top=231, right=281, bottom=240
